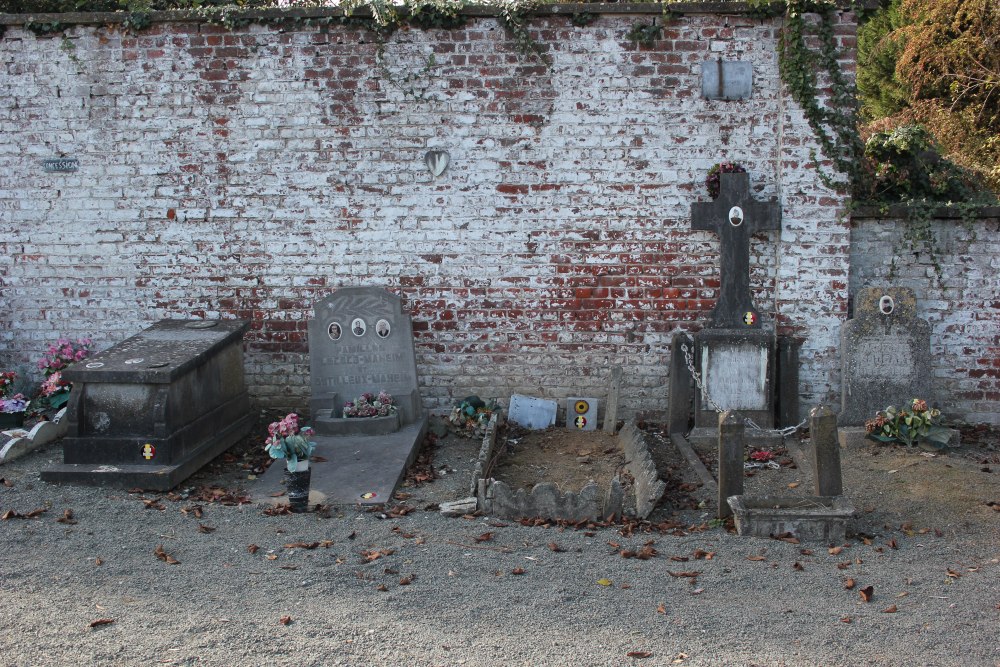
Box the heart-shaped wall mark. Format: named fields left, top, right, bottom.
left=425, top=149, right=450, bottom=177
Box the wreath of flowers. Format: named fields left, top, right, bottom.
left=343, top=391, right=396, bottom=418
left=705, top=162, right=747, bottom=199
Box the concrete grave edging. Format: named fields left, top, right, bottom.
left=0, top=409, right=68, bottom=465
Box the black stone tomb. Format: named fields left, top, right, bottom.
left=41, top=319, right=253, bottom=490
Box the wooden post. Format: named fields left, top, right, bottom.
left=603, top=366, right=622, bottom=434
left=717, top=410, right=744, bottom=519
left=810, top=405, right=843, bottom=496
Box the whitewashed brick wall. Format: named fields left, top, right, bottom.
left=0, top=8, right=856, bottom=420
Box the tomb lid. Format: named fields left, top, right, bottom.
left=62, top=319, right=249, bottom=384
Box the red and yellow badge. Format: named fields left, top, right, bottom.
left=141, top=443, right=156, bottom=460
left=743, top=311, right=757, bottom=326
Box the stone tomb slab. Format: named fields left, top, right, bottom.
left=41, top=319, right=252, bottom=491
left=257, top=421, right=428, bottom=508
left=840, top=287, right=931, bottom=425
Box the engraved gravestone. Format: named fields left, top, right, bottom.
left=309, top=287, right=423, bottom=431
left=840, top=287, right=931, bottom=425
left=41, top=319, right=253, bottom=490
left=688, top=171, right=783, bottom=428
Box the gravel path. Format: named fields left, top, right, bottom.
left=1, top=425, right=998, bottom=667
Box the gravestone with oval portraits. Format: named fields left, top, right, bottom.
left=259, top=287, right=428, bottom=508
left=839, top=286, right=931, bottom=425
left=309, top=287, right=424, bottom=431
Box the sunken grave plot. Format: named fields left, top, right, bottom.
left=475, top=418, right=666, bottom=522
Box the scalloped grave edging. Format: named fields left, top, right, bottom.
left=0, top=409, right=68, bottom=465
left=474, top=417, right=666, bottom=522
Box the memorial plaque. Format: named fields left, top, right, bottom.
left=701, top=60, right=753, bottom=101
left=693, top=329, right=774, bottom=428
left=840, top=287, right=931, bottom=425
left=41, top=319, right=252, bottom=490
left=309, top=287, right=423, bottom=430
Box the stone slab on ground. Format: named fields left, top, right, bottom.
left=256, top=420, right=427, bottom=508
left=686, top=426, right=784, bottom=450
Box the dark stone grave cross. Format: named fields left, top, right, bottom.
left=691, top=171, right=781, bottom=329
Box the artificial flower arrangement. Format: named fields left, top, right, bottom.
left=864, top=398, right=951, bottom=449
left=35, top=338, right=92, bottom=411
left=0, top=372, right=26, bottom=415
left=264, top=413, right=316, bottom=472
left=342, top=391, right=396, bottom=418
left=705, top=161, right=747, bottom=199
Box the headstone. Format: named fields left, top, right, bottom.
left=41, top=319, right=252, bottom=490
left=309, top=287, right=423, bottom=430
left=689, top=171, right=784, bottom=429
left=259, top=287, right=429, bottom=508
left=840, top=286, right=931, bottom=425
left=691, top=171, right=781, bottom=329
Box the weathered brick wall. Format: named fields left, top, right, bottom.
left=850, top=212, right=1000, bottom=424
left=0, top=8, right=855, bottom=420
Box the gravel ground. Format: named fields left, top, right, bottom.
left=1, top=419, right=998, bottom=667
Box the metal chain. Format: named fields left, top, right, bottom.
left=681, top=341, right=806, bottom=437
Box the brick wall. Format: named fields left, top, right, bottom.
left=0, top=8, right=855, bottom=421
left=850, top=211, right=1000, bottom=424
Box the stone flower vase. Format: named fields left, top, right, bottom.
left=285, top=459, right=311, bottom=513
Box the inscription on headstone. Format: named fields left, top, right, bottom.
left=840, top=287, right=931, bottom=425
left=309, top=287, right=423, bottom=428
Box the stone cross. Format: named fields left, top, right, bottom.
left=691, top=172, right=781, bottom=329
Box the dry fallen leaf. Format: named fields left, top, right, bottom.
left=266, top=554, right=278, bottom=561
left=473, top=532, right=494, bottom=543
left=787, top=482, right=800, bottom=489
left=597, top=578, right=613, bottom=587
left=399, top=575, right=413, bottom=585
left=792, top=562, right=805, bottom=571
left=667, top=571, right=701, bottom=579
left=946, top=568, right=962, bottom=579
left=247, top=544, right=260, bottom=554
left=840, top=616, right=852, bottom=624
left=547, top=542, right=565, bottom=553
left=94, top=558, right=103, bottom=566
left=626, top=651, right=653, bottom=659
left=657, top=602, right=667, bottom=614
left=512, top=567, right=525, bottom=575
left=197, top=523, right=216, bottom=534
left=56, top=509, right=77, bottom=525
left=89, top=618, right=114, bottom=628
left=882, top=604, right=898, bottom=613
left=887, top=538, right=898, bottom=550
left=673, top=653, right=689, bottom=664
left=361, top=549, right=395, bottom=563
left=859, top=585, right=874, bottom=602
left=279, top=615, right=292, bottom=625
left=376, top=584, right=388, bottom=592
left=284, top=542, right=320, bottom=550
left=828, top=546, right=843, bottom=555
left=746, top=555, right=767, bottom=562
left=844, top=578, right=856, bottom=590
left=153, top=544, right=180, bottom=565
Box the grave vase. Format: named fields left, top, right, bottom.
left=285, top=460, right=312, bottom=513
left=0, top=411, right=25, bottom=429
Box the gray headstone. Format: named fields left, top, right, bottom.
left=840, top=287, right=931, bottom=425
left=309, top=287, right=423, bottom=427
left=693, top=329, right=775, bottom=428
left=508, top=394, right=557, bottom=430
left=691, top=172, right=781, bottom=329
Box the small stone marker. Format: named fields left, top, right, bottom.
left=840, top=287, right=931, bottom=425
left=566, top=397, right=598, bottom=431
left=701, top=60, right=753, bottom=100
left=809, top=405, right=842, bottom=497
left=508, top=394, right=557, bottom=430
left=309, top=287, right=423, bottom=428
left=717, top=410, right=745, bottom=519
left=603, top=366, right=622, bottom=434
left=691, top=171, right=781, bottom=329
left=41, top=319, right=252, bottom=490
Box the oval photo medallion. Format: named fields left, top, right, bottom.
left=327, top=321, right=342, bottom=341
left=728, top=206, right=744, bottom=227
left=351, top=318, right=367, bottom=337
left=375, top=319, right=391, bottom=339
